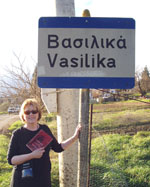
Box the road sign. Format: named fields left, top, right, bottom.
left=38, top=17, right=135, bottom=89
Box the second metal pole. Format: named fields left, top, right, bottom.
left=77, top=9, right=91, bottom=187
left=77, top=89, right=90, bottom=187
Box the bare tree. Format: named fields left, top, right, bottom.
left=0, top=52, right=43, bottom=107
left=30, top=65, right=44, bottom=108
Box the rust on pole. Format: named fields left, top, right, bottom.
left=77, top=9, right=91, bottom=187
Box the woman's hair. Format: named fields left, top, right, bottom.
left=19, top=98, right=42, bottom=122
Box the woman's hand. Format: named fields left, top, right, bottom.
left=61, top=123, right=82, bottom=150
left=73, top=123, right=82, bottom=139
left=11, top=148, right=45, bottom=165
left=30, top=148, right=45, bottom=159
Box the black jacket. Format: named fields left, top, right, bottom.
left=7, top=124, right=64, bottom=187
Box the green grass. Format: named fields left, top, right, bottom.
left=0, top=112, right=8, bottom=115
left=90, top=132, right=150, bottom=187
left=8, top=120, right=24, bottom=132
left=50, top=152, right=59, bottom=187
left=93, top=100, right=150, bottom=113
left=0, top=135, right=13, bottom=187
left=92, top=108, right=150, bottom=131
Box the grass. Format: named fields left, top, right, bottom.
left=50, top=152, right=59, bottom=187
left=0, top=135, right=13, bottom=187
left=0, top=112, right=8, bottom=115
left=90, top=132, right=150, bottom=187
left=93, top=100, right=150, bottom=113
left=92, top=107, right=150, bottom=131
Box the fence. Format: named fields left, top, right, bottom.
left=88, top=98, right=150, bottom=187
left=89, top=130, right=128, bottom=187
left=88, top=102, right=128, bottom=187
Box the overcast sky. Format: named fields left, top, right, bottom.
left=0, top=0, right=149, bottom=75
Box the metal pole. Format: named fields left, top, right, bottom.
left=88, top=103, right=93, bottom=187
left=77, top=89, right=90, bottom=187
left=77, top=9, right=91, bottom=187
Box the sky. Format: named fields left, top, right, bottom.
left=0, top=0, right=149, bottom=76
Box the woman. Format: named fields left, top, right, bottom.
left=7, top=98, right=81, bottom=187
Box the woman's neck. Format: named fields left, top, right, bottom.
left=24, top=123, right=39, bottom=131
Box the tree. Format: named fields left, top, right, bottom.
left=141, top=66, right=150, bottom=93
left=0, top=53, right=44, bottom=108
left=134, top=66, right=150, bottom=96
left=30, top=65, right=44, bottom=108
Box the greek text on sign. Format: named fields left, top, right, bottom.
left=38, top=17, right=135, bottom=88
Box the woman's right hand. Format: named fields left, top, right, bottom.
left=11, top=148, right=45, bottom=165
left=30, top=148, right=45, bottom=159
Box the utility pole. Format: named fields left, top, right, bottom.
left=55, top=1, right=79, bottom=187
left=55, top=0, right=75, bottom=16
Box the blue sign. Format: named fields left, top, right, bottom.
left=38, top=17, right=135, bottom=89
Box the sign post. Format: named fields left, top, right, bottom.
left=38, top=8, right=135, bottom=186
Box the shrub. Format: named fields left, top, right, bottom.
left=44, top=113, right=56, bottom=122
left=8, top=120, right=24, bottom=133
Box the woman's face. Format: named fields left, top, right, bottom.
left=23, top=104, right=39, bottom=125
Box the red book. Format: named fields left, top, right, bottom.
left=26, top=129, right=53, bottom=151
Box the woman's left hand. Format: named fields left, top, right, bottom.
left=74, top=123, right=82, bottom=139
left=61, top=123, right=82, bottom=150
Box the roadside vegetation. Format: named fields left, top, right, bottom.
left=0, top=100, right=150, bottom=186
left=90, top=132, right=150, bottom=187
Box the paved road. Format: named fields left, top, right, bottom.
left=0, top=114, right=20, bottom=133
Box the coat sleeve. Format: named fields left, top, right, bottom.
left=7, top=130, right=20, bottom=165
left=43, top=125, right=64, bottom=153
left=50, top=134, right=64, bottom=153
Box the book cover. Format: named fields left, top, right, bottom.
left=26, top=129, right=53, bottom=151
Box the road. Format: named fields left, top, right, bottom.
left=0, top=114, right=20, bottom=133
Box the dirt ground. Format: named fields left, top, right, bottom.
left=0, top=114, right=20, bottom=133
